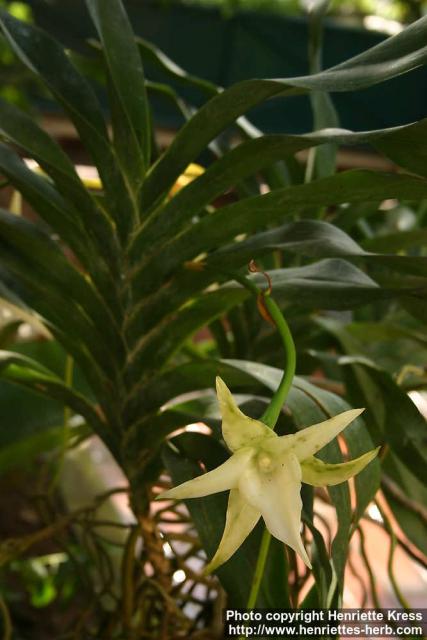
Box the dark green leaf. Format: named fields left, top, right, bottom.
left=0, top=98, right=119, bottom=275
left=137, top=36, right=217, bottom=99
left=126, top=288, right=247, bottom=382
left=318, top=319, right=427, bottom=485
left=362, top=228, right=427, bottom=252
left=0, top=424, right=88, bottom=478
left=0, top=244, right=120, bottom=381
left=0, top=208, right=125, bottom=360
left=373, top=118, right=427, bottom=177
left=87, top=0, right=150, bottom=186
left=382, top=454, right=427, bottom=556
left=140, top=16, right=427, bottom=207
left=132, top=124, right=427, bottom=262
left=0, top=144, right=92, bottom=265
left=0, top=350, right=106, bottom=438
left=0, top=10, right=133, bottom=241
left=306, top=0, right=339, bottom=180
left=212, top=219, right=427, bottom=278
left=127, top=259, right=413, bottom=350
left=132, top=171, right=427, bottom=294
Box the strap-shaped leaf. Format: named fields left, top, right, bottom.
left=319, top=325, right=427, bottom=486
left=211, top=219, right=427, bottom=277
left=0, top=350, right=105, bottom=436
left=126, top=360, right=251, bottom=421
left=0, top=247, right=119, bottom=381
left=137, top=36, right=217, bottom=99
left=0, top=144, right=90, bottom=260
left=0, top=208, right=125, bottom=361
left=0, top=10, right=108, bottom=168
left=0, top=98, right=82, bottom=184
left=126, top=288, right=246, bottom=384
left=126, top=256, right=408, bottom=347
left=0, top=98, right=119, bottom=265
left=372, top=118, right=427, bottom=178
left=0, top=278, right=121, bottom=427
left=0, top=146, right=122, bottom=314
left=132, top=170, right=427, bottom=295
left=124, top=259, right=417, bottom=393
left=0, top=10, right=134, bottom=241
left=0, top=424, right=89, bottom=477
left=140, top=15, right=427, bottom=208
left=86, top=0, right=150, bottom=188
left=0, top=350, right=119, bottom=456
left=306, top=0, right=339, bottom=181
left=303, top=516, right=333, bottom=607
left=136, top=36, right=261, bottom=142
left=382, top=453, right=427, bottom=557
left=363, top=228, right=427, bottom=253
left=131, top=121, right=427, bottom=261
left=140, top=79, right=291, bottom=209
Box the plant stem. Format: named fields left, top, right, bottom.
left=48, top=355, right=74, bottom=493
left=260, top=296, right=296, bottom=429
left=229, top=270, right=296, bottom=429
left=246, top=528, right=272, bottom=609
left=233, top=270, right=296, bottom=611
left=0, top=595, right=12, bottom=640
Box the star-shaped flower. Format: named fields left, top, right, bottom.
left=158, top=377, right=379, bottom=572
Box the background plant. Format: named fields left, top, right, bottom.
left=181, top=0, right=426, bottom=24
left=0, top=0, right=426, bottom=637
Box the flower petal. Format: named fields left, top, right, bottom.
left=267, top=408, right=365, bottom=461
left=156, top=448, right=253, bottom=500
left=216, top=376, right=275, bottom=452
left=205, top=489, right=261, bottom=574
left=301, top=447, right=380, bottom=486
left=238, top=452, right=312, bottom=568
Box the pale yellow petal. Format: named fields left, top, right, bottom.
left=266, top=408, right=365, bottom=461
left=216, top=376, right=275, bottom=452
left=156, top=448, right=253, bottom=501
left=238, top=453, right=312, bottom=568
left=204, top=489, right=261, bottom=574
left=301, top=447, right=380, bottom=486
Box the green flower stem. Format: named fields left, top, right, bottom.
left=260, top=295, right=296, bottom=429
left=229, top=271, right=296, bottom=429
left=232, top=270, right=296, bottom=612
left=246, top=528, right=272, bottom=609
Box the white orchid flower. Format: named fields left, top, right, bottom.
left=158, top=377, right=379, bottom=572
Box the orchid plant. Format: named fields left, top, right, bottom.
left=159, top=278, right=379, bottom=603
left=0, top=0, right=426, bottom=635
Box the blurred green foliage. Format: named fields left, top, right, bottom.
left=180, top=0, right=426, bottom=23
left=0, top=1, right=32, bottom=107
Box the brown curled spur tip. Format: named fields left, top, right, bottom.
left=248, top=260, right=274, bottom=324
